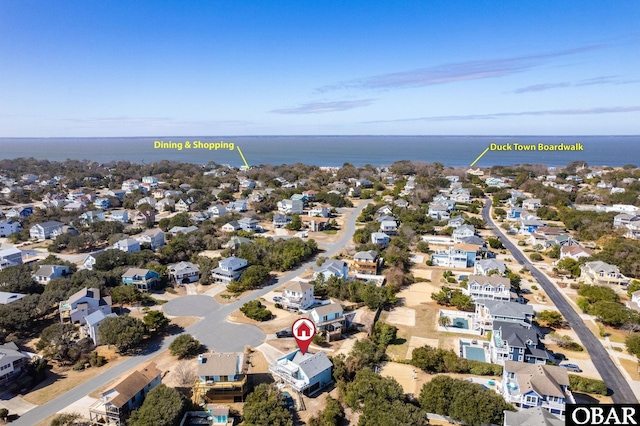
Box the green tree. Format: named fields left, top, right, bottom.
left=578, top=285, right=619, bottom=304
left=98, top=316, right=147, bottom=353
left=243, top=383, right=293, bottom=426
left=129, top=384, right=185, bottom=426
left=110, top=285, right=142, bottom=305
left=487, top=237, right=504, bottom=249
left=240, top=300, right=272, bottom=321
left=94, top=249, right=132, bottom=271
left=308, top=396, right=344, bottom=426
left=169, top=334, right=202, bottom=359
left=419, top=376, right=513, bottom=426
left=36, top=323, right=84, bottom=366
left=625, top=333, right=640, bottom=358
left=590, top=301, right=638, bottom=327
left=143, top=310, right=170, bottom=331
left=285, top=214, right=302, bottom=231
left=536, top=310, right=564, bottom=328
left=628, top=280, right=640, bottom=297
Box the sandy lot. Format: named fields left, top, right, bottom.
left=386, top=307, right=416, bottom=327
left=405, top=336, right=439, bottom=359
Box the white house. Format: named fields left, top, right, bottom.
left=208, top=204, right=227, bottom=217
left=0, top=247, right=23, bottom=269
left=502, top=361, right=574, bottom=418
left=308, top=206, right=330, bottom=218
left=452, top=224, right=475, bottom=242
left=135, top=229, right=165, bottom=250
left=474, top=259, right=506, bottom=276
left=0, top=342, right=34, bottom=387
left=59, top=287, right=113, bottom=324
left=33, top=265, right=71, bottom=284
left=29, top=220, right=64, bottom=239
left=371, top=232, right=391, bottom=247
left=83, top=310, right=118, bottom=345
left=211, top=257, right=248, bottom=284
left=109, top=210, right=129, bottom=223
left=278, top=199, right=304, bottom=215
left=465, top=275, right=512, bottom=302
left=168, top=261, right=201, bottom=283
left=281, top=281, right=315, bottom=310
left=522, top=198, right=542, bottom=210
left=113, top=238, right=141, bottom=254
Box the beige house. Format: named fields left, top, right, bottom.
left=580, top=261, right=629, bottom=286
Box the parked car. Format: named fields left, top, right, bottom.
left=560, top=363, right=582, bottom=372
left=276, top=329, right=293, bottom=338
left=273, top=296, right=282, bottom=302
left=552, top=352, right=567, bottom=361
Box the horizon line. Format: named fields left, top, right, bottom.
left=1, top=134, right=639, bottom=139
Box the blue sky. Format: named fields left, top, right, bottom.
left=1, top=1, right=639, bottom=136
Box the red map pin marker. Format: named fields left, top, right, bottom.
left=292, top=318, right=316, bottom=355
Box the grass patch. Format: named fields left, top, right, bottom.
left=323, top=229, right=338, bottom=235
left=619, top=358, right=640, bottom=381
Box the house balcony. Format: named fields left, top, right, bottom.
left=196, top=376, right=247, bottom=391
left=269, top=365, right=309, bottom=392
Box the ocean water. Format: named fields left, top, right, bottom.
left=0, top=135, right=638, bottom=168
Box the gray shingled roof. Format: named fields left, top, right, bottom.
left=481, top=299, right=533, bottom=319
left=292, top=350, right=333, bottom=380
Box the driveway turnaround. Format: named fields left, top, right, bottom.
left=163, top=294, right=221, bottom=317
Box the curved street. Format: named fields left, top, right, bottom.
left=12, top=200, right=372, bottom=425
left=482, top=198, right=637, bottom=403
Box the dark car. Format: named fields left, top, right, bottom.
left=276, top=329, right=293, bottom=338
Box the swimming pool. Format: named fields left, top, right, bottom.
left=452, top=317, right=469, bottom=329
left=464, top=346, right=486, bottom=362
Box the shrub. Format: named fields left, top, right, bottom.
left=529, top=253, right=543, bottom=261
left=531, top=285, right=538, bottom=290
left=88, top=351, right=106, bottom=367
left=73, top=362, right=85, bottom=371
left=240, top=300, right=272, bottom=321
left=569, top=375, right=608, bottom=395
left=169, top=334, right=201, bottom=359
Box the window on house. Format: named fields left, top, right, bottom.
left=524, top=395, right=538, bottom=404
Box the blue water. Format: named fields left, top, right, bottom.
left=465, top=347, right=486, bottom=362
left=1, top=135, right=638, bottom=167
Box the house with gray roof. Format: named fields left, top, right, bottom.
left=313, top=259, right=348, bottom=280
left=0, top=291, right=26, bottom=304
left=134, top=228, right=165, bottom=250
left=0, top=342, right=34, bottom=387
left=502, top=361, right=574, bottom=417
left=453, top=224, right=475, bottom=242
left=238, top=217, right=259, bottom=232
left=281, top=281, right=315, bottom=310
left=273, top=214, right=292, bottom=228
left=33, top=264, right=71, bottom=284
left=29, top=220, right=64, bottom=239
left=490, top=321, right=549, bottom=365
left=353, top=250, right=381, bottom=274
left=310, top=303, right=345, bottom=334
left=59, top=287, right=112, bottom=324
left=371, top=232, right=390, bottom=248
left=580, top=261, right=629, bottom=286
left=269, top=350, right=333, bottom=395
left=473, top=299, right=534, bottom=334
left=83, top=310, right=118, bottom=345
left=121, top=268, right=159, bottom=292
left=194, top=353, right=247, bottom=403
left=168, top=261, right=200, bottom=283
left=474, top=259, right=507, bottom=276
left=211, top=257, right=248, bottom=284
left=113, top=238, right=141, bottom=254
left=0, top=246, right=23, bottom=269
left=168, top=225, right=198, bottom=236
left=503, top=406, right=564, bottom=426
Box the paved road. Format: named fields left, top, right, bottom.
left=11, top=200, right=372, bottom=425
left=482, top=198, right=637, bottom=403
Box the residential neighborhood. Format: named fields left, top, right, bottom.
left=0, top=158, right=639, bottom=426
